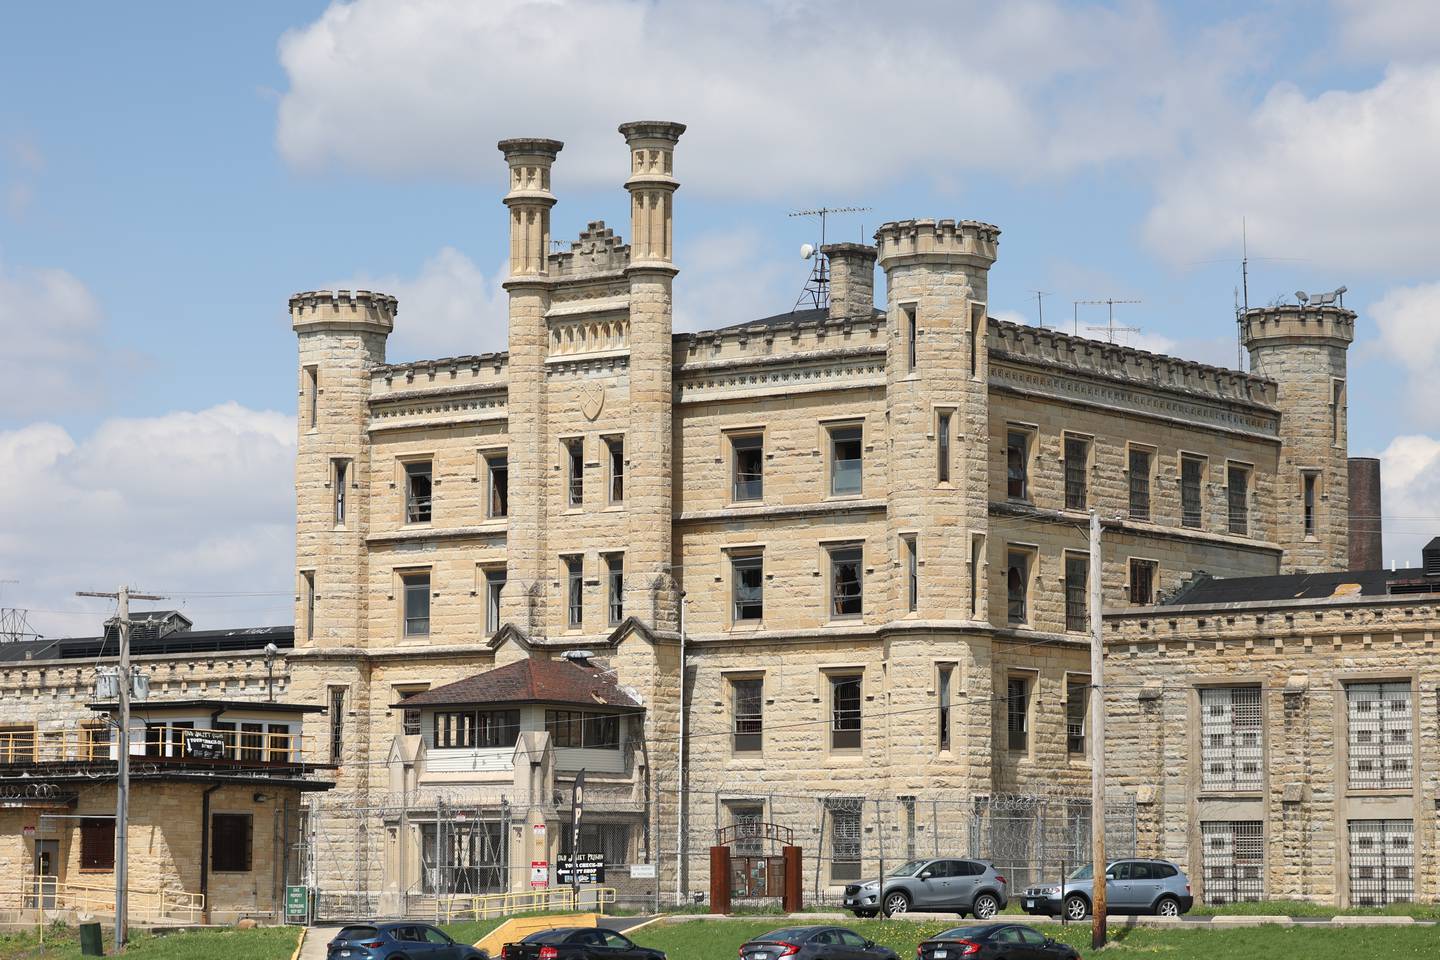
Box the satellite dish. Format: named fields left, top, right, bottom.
left=800, top=243, right=815, bottom=260
left=1336, top=285, right=1347, bottom=295
left=1295, top=291, right=1309, bottom=304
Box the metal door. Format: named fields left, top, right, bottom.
left=31, top=840, right=58, bottom=909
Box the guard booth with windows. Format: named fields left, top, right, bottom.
left=709, top=821, right=802, bottom=914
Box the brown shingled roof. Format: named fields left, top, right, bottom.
left=393, top=657, right=641, bottom=709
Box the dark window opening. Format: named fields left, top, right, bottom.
left=732, top=434, right=764, bottom=501
left=484, top=568, right=506, bottom=636
left=732, top=555, right=763, bottom=622
left=1006, top=431, right=1030, bottom=500
left=1007, top=550, right=1030, bottom=624
left=1065, top=554, right=1088, bottom=633
left=435, top=709, right=521, bottom=749
left=607, top=437, right=624, bottom=503
left=733, top=677, right=763, bottom=752
left=829, top=546, right=863, bottom=619
left=565, top=556, right=583, bottom=628
left=1007, top=676, right=1030, bottom=751
left=830, top=426, right=863, bottom=496
left=937, top=412, right=951, bottom=483
left=404, top=461, right=433, bottom=524
left=403, top=572, right=431, bottom=636
left=80, top=817, right=114, bottom=871
left=488, top=455, right=509, bottom=518
left=938, top=666, right=952, bottom=751
left=606, top=553, right=624, bottom=625
left=1129, top=559, right=1157, bottom=606
left=211, top=813, right=253, bottom=873
left=1064, top=436, right=1088, bottom=510
left=566, top=439, right=584, bottom=508
left=1128, top=448, right=1151, bottom=520
left=1227, top=465, right=1249, bottom=535
left=830, top=675, right=862, bottom=749
left=1181, top=455, right=1204, bottom=528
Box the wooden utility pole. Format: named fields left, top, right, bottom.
left=77, top=586, right=164, bottom=952
left=1087, top=512, right=1107, bottom=949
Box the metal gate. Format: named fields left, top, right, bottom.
left=1348, top=819, right=1414, bottom=906
left=1200, top=821, right=1264, bottom=904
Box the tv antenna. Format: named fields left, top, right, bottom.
left=0, top=580, right=40, bottom=643
left=1074, top=298, right=1142, bottom=343
left=789, top=206, right=870, bottom=310
left=1031, top=290, right=1051, bottom=328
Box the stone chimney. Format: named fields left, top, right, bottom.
left=822, top=242, right=877, bottom=321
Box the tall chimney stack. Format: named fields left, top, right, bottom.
left=822, top=243, right=877, bottom=321
left=1348, top=457, right=1383, bottom=570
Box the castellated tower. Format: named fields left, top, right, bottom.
left=498, top=138, right=563, bottom=635
left=291, top=289, right=397, bottom=649
left=1242, top=303, right=1353, bottom=572
left=874, top=219, right=999, bottom=793
left=621, top=121, right=685, bottom=628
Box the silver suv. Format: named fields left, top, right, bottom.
left=1020, top=859, right=1193, bottom=920
left=843, top=858, right=1009, bottom=919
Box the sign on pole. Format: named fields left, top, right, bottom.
left=556, top=853, right=606, bottom=885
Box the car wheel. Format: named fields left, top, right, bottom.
left=972, top=894, right=1000, bottom=919
left=1155, top=895, right=1181, bottom=917
left=883, top=891, right=911, bottom=917
left=1064, top=893, right=1089, bottom=921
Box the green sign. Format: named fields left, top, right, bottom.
left=285, top=885, right=309, bottom=921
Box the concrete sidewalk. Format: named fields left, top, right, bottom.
left=660, top=911, right=1434, bottom=928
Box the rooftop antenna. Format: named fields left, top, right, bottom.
left=0, top=580, right=39, bottom=643
left=1075, top=298, right=1142, bottom=342
left=788, top=206, right=870, bottom=311
left=1031, top=290, right=1051, bottom=328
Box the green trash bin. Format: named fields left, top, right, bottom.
left=78, top=921, right=104, bottom=956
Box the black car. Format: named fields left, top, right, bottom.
left=916, top=923, right=1079, bottom=960
left=739, top=925, right=899, bottom=960
left=325, top=922, right=488, bottom=960
left=501, top=927, right=664, bottom=960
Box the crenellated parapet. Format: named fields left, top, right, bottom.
left=549, top=220, right=632, bottom=277
left=990, top=318, right=1278, bottom=408
left=874, top=218, right=1000, bottom=268
left=1241, top=304, right=1355, bottom=349
left=289, top=289, right=398, bottom=333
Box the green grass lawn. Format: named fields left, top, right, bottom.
left=1189, top=899, right=1440, bottom=920
left=0, top=924, right=300, bottom=960
left=632, top=918, right=1440, bottom=960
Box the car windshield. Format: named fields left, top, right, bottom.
left=337, top=927, right=379, bottom=940
left=1067, top=864, right=1093, bottom=880
left=887, top=860, right=928, bottom=877
left=936, top=926, right=993, bottom=942
left=756, top=928, right=815, bottom=944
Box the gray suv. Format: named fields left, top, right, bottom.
left=1020, top=859, right=1193, bottom=920
left=843, top=858, right=1009, bottom=918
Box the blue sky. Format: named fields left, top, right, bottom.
left=3, top=0, right=1440, bottom=635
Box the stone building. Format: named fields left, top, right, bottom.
left=1104, top=547, right=1440, bottom=907
left=282, top=119, right=1375, bottom=909
left=0, top=617, right=325, bottom=924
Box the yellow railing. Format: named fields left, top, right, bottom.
left=5, top=876, right=205, bottom=923
left=0, top=726, right=320, bottom=766
left=440, top=886, right=618, bottom=922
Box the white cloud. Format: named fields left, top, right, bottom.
left=1377, top=433, right=1440, bottom=569
left=1334, top=0, right=1440, bottom=62
left=0, top=261, right=110, bottom=416
left=1367, top=282, right=1440, bottom=421
left=275, top=0, right=1257, bottom=198
left=1143, top=64, right=1440, bottom=272
left=344, top=246, right=509, bottom=362
left=0, top=404, right=296, bottom=638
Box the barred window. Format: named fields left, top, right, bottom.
left=1007, top=550, right=1030, bottom=624
left=731, top=806, right=765, bottom=858
left=732, top=677, right=763, bottom=753
left=1064, top=435, right=1089, bottom=510
left=1201, top=821, right=1264, bottom=904
left=333, top=458, right=349, bottom=525
left=1129, top=558, right=1157, bottom=606
left=606, top=436, right=624, bottom=503
left=937, top=666, right=953, bottom=751
left=1348, top=819, right=1413, bottom=907
left=1007, top=676, right=1030, bottom=752
left=1006, top=430, right=1030, bottom=500
left=1303, top=471, right=1318, bottom=537
left=936, top=411, right=952, bottom=483
left=1199, top=687, right=1263, bottom=791
left=826, top=798, right=863, bottom=882
left=605, top=553, right=624, bottom=625
left=1227, top=464, right=1249, bottom=535
left=1066, top=680, right=1088, bottom=755
left=328, top=686, right=346, bottom=763
left=564, top=555, right=583, bottom=628
left=1181, top=455, right=1204, bottom=528
left=80, top=817, right=115, bottom=871
left=1064, top=554, right=1088, bottom=633
left=1346, top=682, right=1412, bottom=790
left=830, top=675, right=862, bottom=750
left=1128, top=448, right=1151, bottom=520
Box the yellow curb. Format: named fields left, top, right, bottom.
left=290, top=926, right=307, bottom=960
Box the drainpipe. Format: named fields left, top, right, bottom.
left=199, top=783, right=223, bottom=923
left=675, top=591, right=687, bottom=907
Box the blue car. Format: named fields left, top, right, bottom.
left=326, top=922, right=488, bottom=960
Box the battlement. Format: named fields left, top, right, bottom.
left=1241, top=304, right=1355, bottom=348
left=290, top=289, right=398, bottom=332
left=549, top=220, right=631, bottom=277
left=990, top=317, right=1278, bottom=408
left=874, top=218, right=1000, bottom=267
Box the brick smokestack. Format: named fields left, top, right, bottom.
left=822, top=242, right=877, bottom=321
left=1348, top=457, right=1383, bottom=569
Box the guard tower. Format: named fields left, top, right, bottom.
left=1241, top=302, right=1354, bottom=572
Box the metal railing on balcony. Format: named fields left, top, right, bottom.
left=0, top=726, right=324, bottom=771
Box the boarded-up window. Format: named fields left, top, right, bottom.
left=211, top=813, right=253, bottom=872
left=80, top=818, right=115, bottom=871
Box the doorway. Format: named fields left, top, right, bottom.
left=31, top=839, right=59, bottom=908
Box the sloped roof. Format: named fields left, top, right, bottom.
left=394, top=657, right=641, bottom=710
